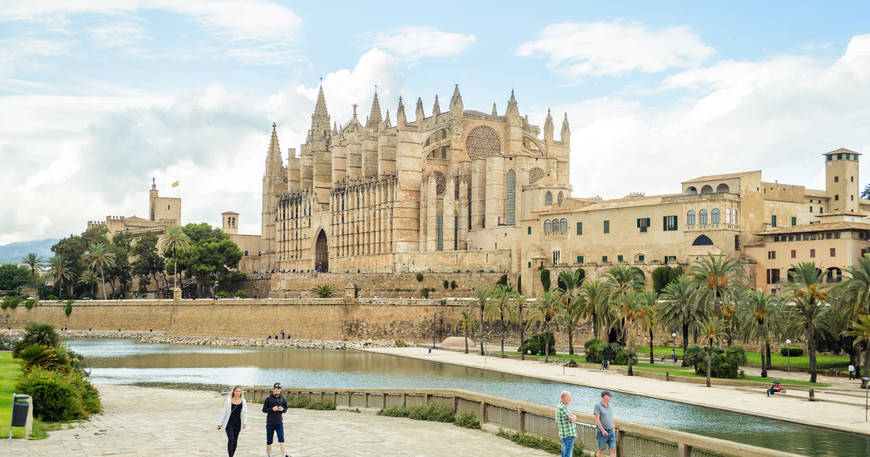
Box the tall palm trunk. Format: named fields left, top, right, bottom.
left=682, top=325, right=689, bottom=367
left=99, top=265, right=107, bottom=300
left=807, top=322, right=818, bottom=383
left=463, top=325, right=469, bottom=354
left=519, top=306, right=525, bottom=361
left=479, top=305, right=485, bottom=356
left=649, top=328, right=654, bottom=364
left=500, top=309, right=505, bottom=358
left=592, top=313, right=598, bottom=341
left=760, top=336, right=768, bottom=378
left=544, top=321, right=551, bottom=363
left=706, top=337, right=713, bottom=387
left=568, top=326, right=575, bottom=355
left=766, top=341, right=772, bottom=370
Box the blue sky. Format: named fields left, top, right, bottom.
left=2, top=1, right=870, bottom=244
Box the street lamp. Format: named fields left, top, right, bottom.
left=672, top=333, right=677, bottom=364
left=785, top=339, right=792, bottom=375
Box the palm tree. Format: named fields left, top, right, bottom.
left=12, top=322, right=61, bottom=357
left=603, top=265, right=645, bottom=299
left=636, top=290, right=660, bottom=364
left=453, top=306, right=479, bottom=354
left=659, top=275, right=702, bottom=365
left=84, top=243, right=116, bottom=300
left=472, top=286, right=491, bottom=356
left=486, top=284, right=515, bottom=357
left=834, top=254, right=870, bottom=378
left=510, top=292, right=529, bottom=360
left=526, top=290, right=560, bottom=363
left=689, top=253, right=746, bottom=345
left=580, top=279, right=610, bottom=340
left=611, top=290, right=649, bottom=376
left=21, top=253, right=43, bottom=292
left=557, top=270, right=585, bottom=355
left=699, top=316, right=728, bottom=387
left=844, top=315, right=870, bottom=385
left=78, top=270, right=100, bottom=297
left=47, top=255, right=73, bottom=297
left=782, top=262, right=829, bottom=383
left=739, top=289, right=779, bottom=378
left=312, top=284, right=337, bottom=298
left=160, top=225, right=191, bottom=291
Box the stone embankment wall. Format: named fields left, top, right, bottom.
left=2, top=298, right=567, bottom=344
left=230, top=272, right=518, bottom=299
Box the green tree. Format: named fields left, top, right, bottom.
left=312, top=284, right=337, bottom=298
left=579, top=279, right=610, bottom=341
left=486, top=284, right=515, bottom=358
left=78, top=269, right=100, bottom=297
left=510, top=292, right=529, bottom=360
left=638, top=290, right=661, bottom=364
left=782, top=262, right=828, bottom=383
left=472, top=286, right=491, bottom=356
left=453, top=306, right=479, bottom=355
left=12, top=322, right=61, bottom=357
left=160, top=225, right=191, bottom=291
left=833, top=254, right=870, bottom=377
left=109, top=232, right=134, bottom=297
left=84, top=243, right=116, bottom=300
left=699, top=316, right=728, bottom=387
left=844, top=315, right=870, bottom=382
left=176, top=223, right=243, bottom=297
left=21, top=253, right=43, bottom=291
left=526, top=290, right=560, bottom=363
left=658, top=275, right=702, bottom=364
left=46, top=255, right=74, bottom=297
left=540, top=268, right=551, bottom=292
left=132, top=232, right=165, bottom=296
left=0, top=264, right=31, bottom=292
left=556, top=270, right=584, bottom=355
left=739, top=290, right=780, bottom=378
left=689, top=254, right=746, bottom=345
left=862, top=183, right=870, bottom=200
left=610, top=290, right=650, bottom=375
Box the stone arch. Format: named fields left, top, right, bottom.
left=545, top=191, right=553, bottom=206
left=711, top=208, right=720, bottom=224
left=529, top=167, right=545, bottom=184
left=699, top=209, right=708, bottom=224
left=687, top=210, right=696, bottom=225
left=560, top=218, right=567, bottom=232
left=691, top=234, right=714, bottom=246
left=685, top=186, right=698, bottom=195
left=544, top=220, right=552, bottom=233
left=826, top=267, right=843, bottom=284
left=465, top=126, right=501, bottom=159
left=701, top=185, right=714, bottom=194
left=716, top=183, right=730, bottom=193
left=314, top=230, right=329, bottom=272
left=557, top=191, right=564, bottom=204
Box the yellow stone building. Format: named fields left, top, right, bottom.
left=522, top=148, right=870, bottom=295
left=87, top=180, right=181, bottom=236
left=250, top=85, right=571, bottom=273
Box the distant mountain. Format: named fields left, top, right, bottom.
left=0, top=239, right=58, bottom=265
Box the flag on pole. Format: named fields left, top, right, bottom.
left=171, top=180, right=179, bottom=187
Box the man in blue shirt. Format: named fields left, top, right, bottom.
left=594, top=390, right=616, bottom=457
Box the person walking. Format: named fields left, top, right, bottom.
left=262, top=382, right=289, bottom=457
left=594, top=390, right=616, bottom=457
left=217, top=385, right=247, bottom=457
left=555, top=391, right=577, bottom=457
left=849, top=364, right=855, bottom=380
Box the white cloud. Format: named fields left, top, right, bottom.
left=517, top=21, right=714, bottom=78
left=88, top=21, right=146, bottom=48
left=366, top=26, right=476, bottom=62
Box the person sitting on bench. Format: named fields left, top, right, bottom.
left=767, top=381, right=783, bottom=397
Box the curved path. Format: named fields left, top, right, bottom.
left=7, top=384, right=552, bottom=457
left=364, top=346, right=870, bottom=436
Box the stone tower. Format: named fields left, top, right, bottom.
left=824, top=148, right=861, bottom=213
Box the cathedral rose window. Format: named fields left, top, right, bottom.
left=465, top=126, right=501, bottom=159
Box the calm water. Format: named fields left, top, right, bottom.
left=68, top=339, right=869, bottom=456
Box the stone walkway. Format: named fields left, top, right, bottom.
left=366, top=346, right=870, bottom=436
left=4, top=384, right=552, bottom=457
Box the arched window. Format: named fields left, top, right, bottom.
left=557, top=192, right=564, bottom=204
left=506, top=170, right=516, bottom=225
left=437, top=211, right=444, bottom=251
left=687, top=210, right=696, bottom=225
left=733, top=210, right=738, bottom=224
left=701, top=185, right=714, bottom=194
left=544, top=220, right=552, bottom=233
left=685, top=186, right=698, bottom=195
left=712, top=208, right=720, bottom=224
left=716, top=183, right=730, bottom=193
left=692, top=235, right=714, bottom=246
left=725, top=209, right=731, bottom=223
left=699, top=209, right=708, bottom=225
left=545, top=191, right=553, bottom=206
left=560, top=218, right=567, bottom=232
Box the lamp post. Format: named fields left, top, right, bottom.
left=785, top=339, right=791, bottom=375
left=672, top=333, right=677, bottom=364
left=864, top=377, right=870, bottom=422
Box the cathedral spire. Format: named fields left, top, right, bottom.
left=449, top=84, right=463, bottom=113
left=432, top=95, right=441, bottom=116
left=265, top=122, right=283, bottom=173
left=544, top=109, right=554, bottom=143
left=309, top=84, right=331, bottom=141
left=491, top=103, right=498, bottom=116
left=366, top=89, right=382, bottom=129
left=560, top=112, right=570, bottom=143
left=415, top=97, right=425, bottom=123
left=506, top=89, right=520, bottom=124
left=384, top=109, right=392, bottom=128
left=396, top=96, right=407, bottom=127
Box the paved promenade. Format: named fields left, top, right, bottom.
left=366, top=346, right=870, bottom=436
left=5, top=384, right=551, bottom=457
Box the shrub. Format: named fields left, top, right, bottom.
left=496, top=274, right=508, bottom=286
left=583, top=338, right=605, bottom=363
left=408, top=403, right=455, bottom=422
left=0, top=299, right=8, bottom=310
left=781, top=346, right=804, bottom=357
left=305, top=399, right=336, bottom=410
left=312, top=284, right=338, bottom=298
left=394, top=339, right=406, bottom=347
left=684, top=344, right=747, bottom=379
left=421, top=288, right=431, bottom=299
left=46, top=295, right=59, bottom=301
left=233, top=290, right=251, bottom=298
left=64, top=300, right=73, bottom=317
left=0, top=333, right=18, bottom=351
left=16, top=367, right=101, bottom=422
left=521, top=331, right=556, bottom=356
left=377, top=406, right=411, bottom=418
left=443, top=280, right=450, bottom=290
left=216, top=291, right=231, bottom=298
left=8, top=297, right=22, bottom=309
left=13, top=322, right=61, bottom=357
left=25, top=298, right=38, bottom=310
left=540, top=269, right=551, bottom=292
left=496, top=429, right=583, bottom=456
left=416, top=273, right=424, bottom=282
left=286, top=395, right=311, bottom=408
left=18, top=344, right=69, bottom=371
left=453, top=412, right=481, bottom=429
left=450, top=280, right=457, bottom=290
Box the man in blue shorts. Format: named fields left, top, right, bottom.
left=262, top=382, right=288, bottom=457
left=593, top=390, right=616, bottom=457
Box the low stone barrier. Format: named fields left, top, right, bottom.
left=244, top=387, right=801, bottom=457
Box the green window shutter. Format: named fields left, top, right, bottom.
left=772, top=215, right=777, bottom=227
left=618, top=255, right=623, bottom=262
left=577, top=222, right=582, bottom=235
left=663, top=216, right=667, bottom=231
left=528, top=262, right=531, bottom=268
left=527, top=226, right=531, bottom=235
left=791, top=217, right=797, bottom=226
left=602, top=256, right=608, bottom=263
left=674, top=215, right=678, bottom=230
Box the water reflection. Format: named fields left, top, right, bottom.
left=69, top=339, right=868, bottom=456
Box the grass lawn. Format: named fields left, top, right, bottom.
left=0, top=351, right=25, bottom=438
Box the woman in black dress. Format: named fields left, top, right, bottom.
left=217, top=385, right=247, bottom=457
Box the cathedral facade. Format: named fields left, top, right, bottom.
left=259, top=85, right=571, bottom=273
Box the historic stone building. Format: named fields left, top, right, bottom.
left=256, top=85, right=571, bottom=273
left=522, top=148, right=870, bottom=295
left=87, top=180, right=181, bottom=237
